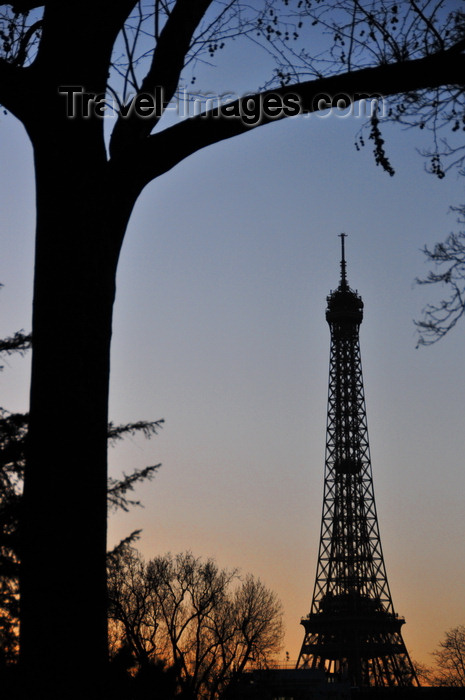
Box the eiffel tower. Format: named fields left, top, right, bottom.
left=297, top=235, right=419, bottom=687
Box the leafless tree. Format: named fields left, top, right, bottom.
left=108, top=544, right=160, bottom=669
left=108, top=547, right=283, bottom=698
left=429, top=625, right=465, bottom=687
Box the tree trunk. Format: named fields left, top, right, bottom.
left=19, top=123, right=134, bottom=698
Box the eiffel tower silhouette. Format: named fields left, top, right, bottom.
left=297, top=235, right=419, bottom=687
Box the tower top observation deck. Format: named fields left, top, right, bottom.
left=326, top=233, right=363, bottom=329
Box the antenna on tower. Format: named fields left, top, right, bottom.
left=339, top=233, right=348, bottom=290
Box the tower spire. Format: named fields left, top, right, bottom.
left=339, top=232, right=348, bottom=290
left=297, top=237, right=418, bottom=688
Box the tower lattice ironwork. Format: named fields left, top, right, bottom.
left=297, top=235, right=418, bottom=688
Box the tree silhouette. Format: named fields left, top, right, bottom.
left=107, top=547, right=283, bottom=699
left=0, top=2, right=463, bottom=697
left=416, top=205, right=465, bottom=346
left=0, top=409, right=163, bottom=666
left=0, top=329, right=163, bottom=680
left=430, top=625, right=465, bottom=687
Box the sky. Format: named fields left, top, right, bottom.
left=1, top=3, right=465, bottom=671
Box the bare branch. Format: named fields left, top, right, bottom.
left=415, top=205, right=465, bottom=346
left=110, top=0, right=214, bottom=156
left=108, top=548, right=283, bottom=694
left=428, top=625, right=465, bottom=687
left=10, top=1, right=43, bottom=11
left=0, top=57, right=29, bottom=116
left=125, top=48, right=465, bottom=192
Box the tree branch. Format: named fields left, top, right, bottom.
left=415, top=222, right=465, bottom=346
left=107, top=418, right=164, bottom=445
left=10, top=1, right=44, bottom=10
left=34, top=1, right=138, bottom=91
left=109, top=0, right=214, bottom=157
left=0, top=331, right=32, bottom=357
left=107, top=464, right=161, bottom=512
left=0, top=57, right=30, bottom=117
left=122, top=48, right=465, bottom=192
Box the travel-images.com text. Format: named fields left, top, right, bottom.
left=59, top=85, right=384, bottom=125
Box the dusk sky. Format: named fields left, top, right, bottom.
left=1, top=3, right=464, bottom=670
